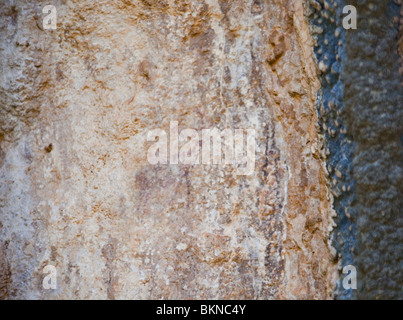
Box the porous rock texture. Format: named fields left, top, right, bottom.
left=342, top=0, right=403, bottom=300
left=309, top=0, right=403, bottom=300
left=0, top=0, right=338, bottom=299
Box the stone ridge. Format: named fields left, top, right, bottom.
left=307, top=0, right=356, bottom=300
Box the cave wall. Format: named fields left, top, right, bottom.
left=0, top=0, right=401, bottom=300
left=0, top=0, right=336, bottom=299
left=308, top=0, right=403, bottom=299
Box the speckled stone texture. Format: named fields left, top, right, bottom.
left=309, top=0, right=403, bottom=299
left=343, top=0, right=403, bottom=300
left=307, top=0, right=356, bottom=300
left=0, top=1, right=337, bottom=299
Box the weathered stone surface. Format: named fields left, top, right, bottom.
left=4, top=0, right=402, bottom=302
left=3, top=0, right=403, bottom=302
left=342, top=0, right=403, bottom=300
left=309, top=0, right=403, bottom=300
left=0, top=241, right=11, bottom=299
left=0, top=0, right=338, bottom=299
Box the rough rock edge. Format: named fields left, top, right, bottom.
left=308, top=0, right=403, bottom=299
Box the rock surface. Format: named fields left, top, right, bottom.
left=0, top=0, right=338, bottom=299
left=309, top=0, right=403, bottom=300
left=342, top=0, right=403, bottom=300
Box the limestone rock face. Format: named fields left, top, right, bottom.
left=0, top=0, right=337, bottom=299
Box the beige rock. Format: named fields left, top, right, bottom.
left=0, top=0, right=336, bottom=299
